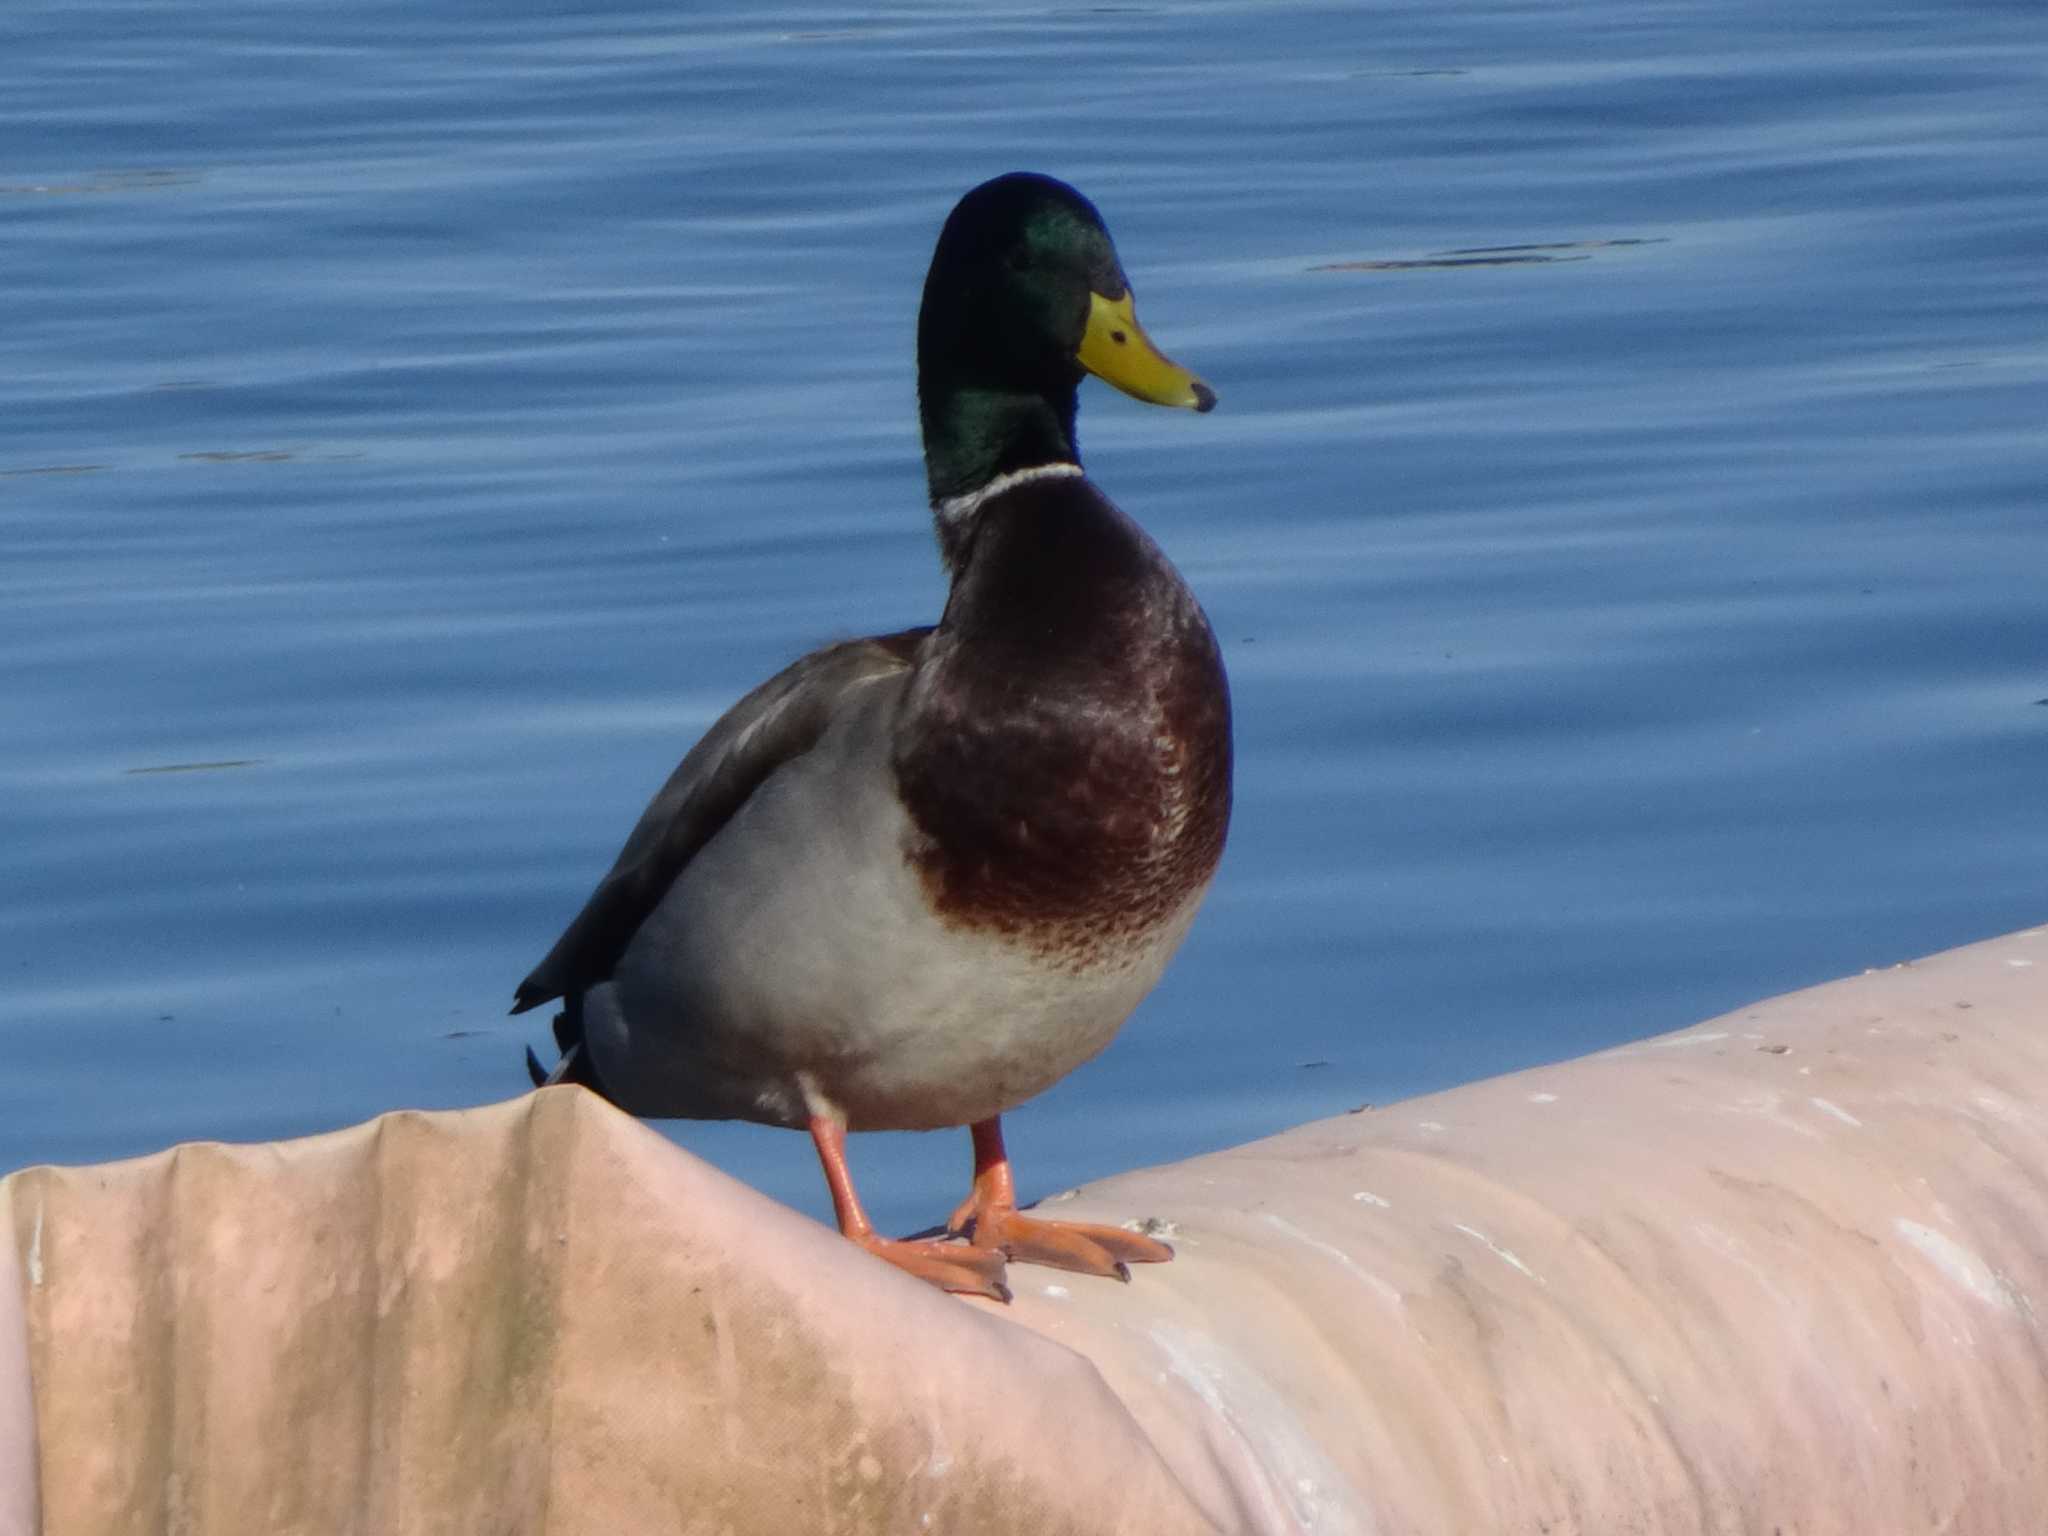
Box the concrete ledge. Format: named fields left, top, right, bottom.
left=6, top=922, right=2046, bottom=1533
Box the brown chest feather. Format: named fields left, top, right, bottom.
left=892, top=478, right=1233, bottom=965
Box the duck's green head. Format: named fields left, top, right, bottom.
left=917, top=172, right=1214, bottom=507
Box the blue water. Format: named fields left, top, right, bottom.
left=5, top=2, right=2044, bottom=1233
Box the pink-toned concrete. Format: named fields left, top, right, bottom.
left=5, top=923, right=2045, bottom=1534
left=0, top=1193, right=32, bottom=1536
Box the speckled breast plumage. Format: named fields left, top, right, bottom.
left=891, top=473, right=1232, bottom=972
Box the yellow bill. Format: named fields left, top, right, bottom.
left=1076, top=290, right=1216, bottom=412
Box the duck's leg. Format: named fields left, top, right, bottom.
left=808, top=1114, right=1011, bottom=1302
left=947, top=1117, right=1174, bottom=1280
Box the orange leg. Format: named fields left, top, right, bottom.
left=946, top=1117, right=1173, bottom=1281
left=809, top=1114, right=1010, bottom=1301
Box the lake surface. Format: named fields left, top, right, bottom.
left=5, top=1, right=2044, bottom=1234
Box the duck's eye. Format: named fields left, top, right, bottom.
left=1110, top=330, right=1127, bottom=345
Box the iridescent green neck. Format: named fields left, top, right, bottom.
left=917, top=373, right=1081, bottom=507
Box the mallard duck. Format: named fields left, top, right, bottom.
left=517, top=172, right=1229, bottom=1302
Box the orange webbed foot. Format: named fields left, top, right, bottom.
left=949, top=1116, right=1174, bottom=1281
left=809, top=1112, right=1013, bottom=1301
left=960, top=1205, right=1173, bottom=1280
left=853, top=1231, right=1012, bottom=1302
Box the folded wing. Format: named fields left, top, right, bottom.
left=512, top=628, right=930, bottom=1015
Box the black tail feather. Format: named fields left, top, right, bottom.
left=523, top=997, right=607, bottom=1096
left=551, top=1004, right=580, bottom=1058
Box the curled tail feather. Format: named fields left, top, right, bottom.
left=523, top=998, right=607, bottom=1095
